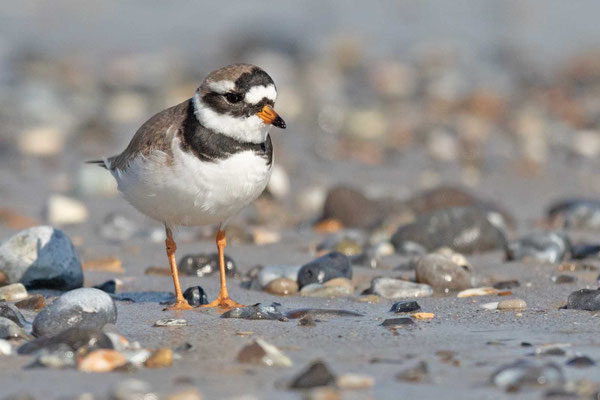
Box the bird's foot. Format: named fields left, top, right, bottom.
left=200, top=295, right=245, bottom=310
left=164, top=299, right=194, bottom=311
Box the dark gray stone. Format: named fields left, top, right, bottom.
left=506, top=231, right=570, bottom=263
left=183, top=286, right=208, bottom=306
left=566, top=356, right=595, bottom=368
left=297, top=252, right=352, bottom=288
left=547, top=199, right=600, bottom=230
left=390, top=301, right=421, bottom=313
left=0, top=226, right=83, bottom=290
left=381, top=318, right=414, bottom=327
left=221, top=303, right=287, bottom=321
left=93, top=280, right=117, bottom=294
left=570, top=244, right=600, bottom=259
left=491, top=359, right=564, bottom=391
left=566, top=289, right=600, bottom=311
left=32, top=288, right=117, bottom=337
left=29, top=343, right=77, bottom=369
left=392, top=206, right=506, bottom=254
left=289, top=360, right=336, bottom=389
left=0, top=316, right=30, bottom=340
left=0, top=303, right=28, bottom=327
left=178, top=253, right=237, bottom=277
left=18, top=327, right=112, bottom=354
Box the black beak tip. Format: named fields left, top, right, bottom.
left=273, top=115, right=286, bottom=129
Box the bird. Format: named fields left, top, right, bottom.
left=89, top=63, right=286, bottom=310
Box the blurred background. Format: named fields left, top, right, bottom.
left=1, top=0, right=600, bottom=252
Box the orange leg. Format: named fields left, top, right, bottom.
left=200, top=228, right=245, bottom=310
left=164, top=226, right=193, bottom=310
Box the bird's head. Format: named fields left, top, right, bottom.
left=193, top=63, right=286, bottom=143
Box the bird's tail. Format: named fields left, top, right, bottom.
left=85, top=159, right=109, bottom=170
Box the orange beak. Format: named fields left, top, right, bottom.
left=257, top=105, right=286, bottom=129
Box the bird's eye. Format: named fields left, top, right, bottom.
left=225, top=93, right=242, bottom=103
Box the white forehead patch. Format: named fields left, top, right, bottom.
left=245, top=84, right=277, bottom=105
left=208, top=80, right=236, bottom=94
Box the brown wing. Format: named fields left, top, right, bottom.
left=108, top=99, right=191, bottom=171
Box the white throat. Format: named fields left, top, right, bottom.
left=193, top=92, right=272, bottom=144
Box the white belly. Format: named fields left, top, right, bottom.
left=111, top=140, right=272, bottom=227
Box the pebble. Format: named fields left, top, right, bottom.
left=183, top=286, right=209, bottom=306
left=82, top=257, right=124, bottom=273
left=0, top=339, right=12, bottom=355
left=552, top=274, right=576, bottom=284
left=396, top=361, right=429, bottom=383
left=336, top=373, right=375, bottom=390
left=178, top=253, right=237, bottom=277
left=15, top=294, right=47, bottom=311
left=415, top=253, right=472, bottom=290
left=266, top=164, right=290, bottom=199
left=32, top=288, right=118, bottom=337
left=154, top=319, right=187, bottom=327
left=497, top=298, right=527, bottom=310
left=300, top=283, right=352, bottom=298
left=46, top=194, right=89, bottom=225
left=165, top=389, right=203, bottom=400
left=0, top=303, right=28, bottom=326
left=285, top=309, right=363, bottom=319
left=381, top=318, right=414, bottom=328
left=0, top=317, right=30, bottom=340
left=99, top=213, right=139, bottom=243
left=570, top=243, right=600, bottom=259
left=390, top=300, right=421, bottom=313
left=566, top=288, right=600, bottom=311
left=298, top=315, right=316, bottom=327
left=303, top=388, right=340, bottom=400
left=481, top=302, right=499, bottom=310
left=31, top=343, right=77, bottom=369
left=493, top=280, right=520, bottom=290
left=457, top=287, right=498, bottom=298
left=297, top=252, right=352, bottom=288
left=0, top=283, right=28, bottom=301
left=406, top=186, right=478, bottom=215
left=370, top=277, right=433, bottom=299
left=93, top=280, right=117, bottom=294
left=354, top=294, right=380, bottom=303
left=264, top=278, right=299, bottom=296
left=290, top=360, right=336, bottom=389
left=0, top=226, right=83, bottom=290
left=18, top=327, right=112, bottom=355
left=144, top=348, right=173, bottom=368
left=257, top=264, right=301, bottom=287
left=110, top=379, right=155, bottom=400
left=566, top=356, right=595, bottom=368
left=491, top=359, right=564, bottom=391
left=122, top=349, right=152, bottom=367
left=76, top=164, right=119, bottom=198
left=391, top=206, right=506, bottom=254
left=237, top=338, right=292, bottom=367
left=547, top=199, right=600, bottom=230
left=334, top=238, right=363, bottom=256
left=79, top=349, right=128, bottom=372
left=505, top=231, right=569, bottom=263
left=412, top=312, right=434, bottom=320
left=221, top=303, right=287, bottom=321
left=18, top=126, right=65, bottom=157
left=321, top=186, right=383, bottom=229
